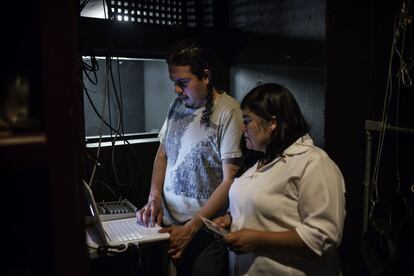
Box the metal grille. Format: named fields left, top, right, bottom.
left=202, top=0, right=213, bottom=27
left=107, top=0, right=209, bottom=28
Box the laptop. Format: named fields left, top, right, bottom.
left=83, top=181, right=170, bottom=248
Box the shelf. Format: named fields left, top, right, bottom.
left=0, top=132, right=47, bottom=146
left=0, top=132, right=48, bottom=168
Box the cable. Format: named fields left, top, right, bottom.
left=95, top=180, right=118, bottom=199
left=116, top=57, right=125, bottom=135
left=105, top=57, right=113, bottom=138
left=98, top=5, right=131, bottom=196
left=80, top=0, right=91, bottom=13
left=83, top=84, right=121, bottom=135
left=129, top=244, right=142, bottom=276
left=96, top=243, right=129, bottom=256
left=394, top=0, right=413, bottom=88
left=105, top=51, right=146, bottom=200
left=82, top=57, right=99, bottom=85
left=370, top=3, right=397, bottom=220
left=389, top=0, right=412, bottom=225
left=81, top=0, right=147, bottom=201
left=82, top=59, right=146, bottom=202
left=85, top=57, right=109, bottom=189
left=107, top=56, right=124, bottom=194
left=369, top=0, right=413, bottom=229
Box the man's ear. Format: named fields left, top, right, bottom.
left=203, top=69, right=211, bottom=82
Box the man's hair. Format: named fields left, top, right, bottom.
left=241, top=83, right=310, bottom=164
left=166, top=39, right=219, bottom=126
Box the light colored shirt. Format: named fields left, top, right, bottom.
left=159, top=92, right=243, bottom=224
left=229, top=134, right=346, bottom=276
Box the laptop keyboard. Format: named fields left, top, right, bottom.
left=103, top=218, right=153, bottom=242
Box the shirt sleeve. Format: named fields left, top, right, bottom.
left=159, top=97, right=181, bottom=145
left=295, top=152, right=346, bottom=256
left=219, top=107, right=243, bottom=160
left=158, top=118, right=167, bottom=145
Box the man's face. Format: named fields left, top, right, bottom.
left=168, top=65, right=209, bottom=108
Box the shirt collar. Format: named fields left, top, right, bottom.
left=257, top=134, right=314, bottom=172
left=238, top=134, right=314, bottom=176
left=283, top=134, right=314, bottom=156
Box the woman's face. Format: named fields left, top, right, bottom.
left=241, top=109, right=276, bottom=152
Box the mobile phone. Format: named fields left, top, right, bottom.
left=199, top=215, right=230, bottom=237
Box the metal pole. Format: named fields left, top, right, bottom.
left=362, top=120, right=414, bottom=239
left=362, top=129, right=372, bottom=238
left=365, top=120, right=414, bottom=134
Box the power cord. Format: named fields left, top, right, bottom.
left=129, top=243, right=142, bottom=276
left=96, top=243, right=129, bottom=257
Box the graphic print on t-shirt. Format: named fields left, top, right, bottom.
left=160, top=93, right=243, bottom=223
left=167, top=112, right=196, bottom=166
left=169, top=137, right=222, bottom=199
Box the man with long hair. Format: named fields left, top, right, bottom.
left=137, top=39, right=242, bottom=276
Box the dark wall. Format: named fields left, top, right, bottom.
left=1, top=0, right=43, bottom=128
left=229, top=0, right=326, bottom=40
left=230, top=64, right=326, bottom=147
left=326, top=0, right=414, bottom=275
left=2, top=1, right=88, bottom=275
left=228, top=0, right=327, bottom=147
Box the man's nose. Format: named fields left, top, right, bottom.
left=174, top=84, right=183, bottom=94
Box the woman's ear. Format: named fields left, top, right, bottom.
left=270, top=116, right=277, bottom=130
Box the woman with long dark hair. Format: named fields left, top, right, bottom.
left=215, top=83, right=346, bottom=275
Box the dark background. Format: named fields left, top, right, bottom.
left=2, top=0, right=413, bottom=275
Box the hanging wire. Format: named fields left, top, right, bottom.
left=88, top=56, right=110, bottom=189
left=369, top=0, right=413, bottom=229
left=80, top=0, right=92, bottom=13
left=390, top=0, right=412, bottom=225
left=395, top=0, right=413, bottom=88
left=80, top=0, right=148, bottom=202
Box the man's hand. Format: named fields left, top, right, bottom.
left=159, top=224, right=197, bottom=261
left=136, top=195, right=163, bottom=227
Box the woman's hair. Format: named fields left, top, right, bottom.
left=166, top=39, right=219, bottom=126
left=236, top=135, right=264, bottom=177
left=241, top=83, right=310, bottom=164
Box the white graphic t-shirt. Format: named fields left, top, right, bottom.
left=159, top=92, right=242, bottom=225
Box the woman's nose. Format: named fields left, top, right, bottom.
left=241, top=124, right=246, bottom=133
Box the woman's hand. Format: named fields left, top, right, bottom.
left=224, top=228, right=261, bottom=254
left=213, top=212, right=232, bottom=230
